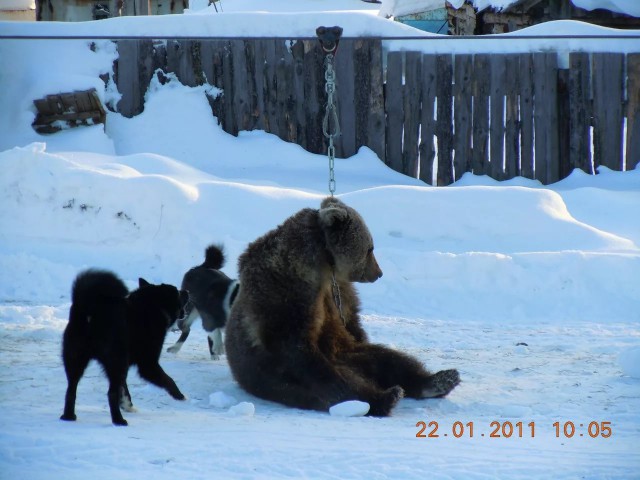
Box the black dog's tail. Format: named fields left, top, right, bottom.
left=202, top=244, right=225, bottom=270
left=70, top=269, right=128, bottom=320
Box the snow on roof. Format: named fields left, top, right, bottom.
left=571, top=0, right=640, bottom=17
left=474, top=0, right=640, bottom=17
left=0, top=0, right=35, bottom=11
left=381, top=0, right=640, bottom=17
left=472, top=0, right=519, bottom=11
left=379, top=0, right=465, bottom=18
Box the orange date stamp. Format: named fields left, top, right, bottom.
left=415, top=421, right=613, bottom=439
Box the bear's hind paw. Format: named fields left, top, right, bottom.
left=367, top=386, right=404, bottom=417
left=421, top=369, right=460, bottom=398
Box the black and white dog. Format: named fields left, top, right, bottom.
left=168, top=244, right=239, bottom=359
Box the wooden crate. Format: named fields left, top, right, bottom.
left=32, top=88, right=106, bottom=134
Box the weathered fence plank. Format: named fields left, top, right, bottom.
left=504, top=54, right=520, bottom=179
left=335, top=40, right=356, bottom=158
left=454, top=54, right=472, bottom=182
left=490, top=54, right=506, bottom=180
left=403, top=51, right=422, bottom=177
left=263, top=40, right=279, bottom=140
left=354, top=39, right=369, bottom=154
left=166, top=40, right=193, bottom=86
left=290, top=40, right=306, bottom=148
left=557, top=68, right=571, bottom=180
left=231, top=40, right=252, bottom=133
left=274, top=41, right=291, bottom=141
left=592, top=53, right=625, bottom=171
left=385, top=52, right=404, bottom=172
left=199, top=40, right=216, bottom=86
left=472, top=54, right=490, bottom=177
left=519, top=54, right=534, bottom=179
left=244, top=40, right=259, bottom=132
left=627, top=53, right=640, bottom=171
left=201, top=40, right=225, bottom=122
left=436, top=54, right=453, bottom=186
left=249, top=40, right=266, bottom=132
left=115, top=39, right=155, bottom=117
left=569, top=52, right=592, bottom=174
left=533, top=52, right=559, bottom=184
left=419, top=54, right=437, bottom=185
left=221, top=42, right=237, bottom=136
left=365, top=40, right=385, bottom=163
left=302, top=40, right=324, bottom=155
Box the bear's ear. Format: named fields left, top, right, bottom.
left=321, top=196, right=345, bottom=209
left=318, top=203, right=348, bottom=228
left=139, top=278, right=151, bottom=288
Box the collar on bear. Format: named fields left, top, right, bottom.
left=322, top=243, right=346, bottom=326
left=331, top=270, right=346, bottom=326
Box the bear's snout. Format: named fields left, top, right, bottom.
left=362, top=255, right=383, bottom=283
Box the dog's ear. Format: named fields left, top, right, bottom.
left=139, top=278, right=151, bottom=288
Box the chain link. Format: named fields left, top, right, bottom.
left=322, top=54, right=340, bottom=196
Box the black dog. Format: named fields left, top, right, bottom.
left=60, top=270, right=189, bottom=426
left=167, top=244, right=239, bottom=360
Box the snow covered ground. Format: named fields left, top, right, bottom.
left=1, top=1, right=639, bottom=479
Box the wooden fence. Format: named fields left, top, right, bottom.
left=114, top=38, right=640, bottom=186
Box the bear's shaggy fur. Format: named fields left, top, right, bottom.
left=225, top=197, right=460, bottom=416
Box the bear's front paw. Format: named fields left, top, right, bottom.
left=421, top=369, right=460, bottom=398
left=368, top=386, right=404, bottom=417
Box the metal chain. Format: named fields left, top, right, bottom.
left=322, top=54, right=340, bottom=196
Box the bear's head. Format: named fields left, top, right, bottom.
left=318, top=197, right=383, bottom=283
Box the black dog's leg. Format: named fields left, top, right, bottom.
left=119, top=380, right=135, bottom=413
left=60, top=353, right=90, bottom=422
left=105, top=365, right=128, bottom=426
left=137, top=361, right=185, bottom=400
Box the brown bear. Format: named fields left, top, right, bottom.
left=224, top=196, right=460, bottom=416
